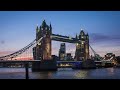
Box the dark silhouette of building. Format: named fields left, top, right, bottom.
left=66, top=53, right=73, bottom=60
left=116, top=56, right=120, bottom=64
left=52, top=55, right=59, bottom=61
left=104, top=53, right=115, bottom=61
left=59, top=43, right=66, bottom=60
left=75, top=30, right=89, bottom=61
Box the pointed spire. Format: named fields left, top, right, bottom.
left=36, top=24, right=39, bottom=30
left=86, top=33, right=89, bottom=36
left=50, top=22, right=52, bottom=30
left=40, top=26, right=41, bottom=29
left=76, top=34, right=78, bottom=39
left=80, top=29, right=85, bottom=35
left=36, top=24, right=40, bottom=33
left=42, top=20, right=46, bottom=27
left=86, top=32, right=89, bottom=40
left=81, top=28, right=83, bottom=31
left=50, top=22, right=52, bottom=27
left=43, top=19, right=46, bottom=22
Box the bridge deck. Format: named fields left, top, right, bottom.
left=51, top=34, right=78, bottom=43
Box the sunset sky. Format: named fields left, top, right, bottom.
left=0, top=11, right=120, bottom=58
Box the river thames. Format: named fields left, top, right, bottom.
left=0, top=67, right=120, bottom=79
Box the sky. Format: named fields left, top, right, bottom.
left=0, top=11, right=120, bottom=57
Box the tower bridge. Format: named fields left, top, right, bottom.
left=0, top=20, right=113, bottom=71
left=33, top=20, right=89, bottom=61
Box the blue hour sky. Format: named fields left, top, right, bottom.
left=0, top=11, right=120, bottom=57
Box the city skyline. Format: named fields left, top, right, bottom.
left=0, top=11, right=120, bottom=57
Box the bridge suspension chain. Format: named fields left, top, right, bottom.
left=0, top=36, right=44, bottom=60
left=89, top=44, right=103, bottom=61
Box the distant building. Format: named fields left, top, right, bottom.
left=52, top=55, right=59, bottom=61
left=59, top=43, right=66, bottom=60
left=66, top=53, right=73, bottom=60
left=115, top=56, right=120, bottom=64
left=104, top=53, right=116, bottom=61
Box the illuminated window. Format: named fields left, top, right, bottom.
left=76, top=43, right=79, bottom=46
left=76, top=43, right=80, bottom=49
left=81, top=42, right=84, bottom=45
left=81, top=36, right=84, bottom=38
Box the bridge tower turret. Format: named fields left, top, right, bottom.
left=32, top=20, right=57, bottom=71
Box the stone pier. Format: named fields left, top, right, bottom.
left=32, top=59, right=57, bottom=72
left=81, top=59, right=96, bottom=69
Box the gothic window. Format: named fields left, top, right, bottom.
left=81, top=41, right=84, bottom=45
left=81, top=36, right=84, bottom=39
left=81, top=32, right=83, bottom=35
left=76, top=43, right=80, bottom=49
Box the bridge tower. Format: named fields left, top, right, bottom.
left=32, top=20, right=57, bottom=71
left=35, top=20, right=52, bottom=60
left=75, top=30, right=89, bottom=61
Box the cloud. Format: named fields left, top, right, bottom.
left=90, top=33, right=109, bottom=42
left=81, top=33, right=120, bottom=57
left=90, top=33, right=120, bottom=46
left=90, top=44, right=120, bottom=57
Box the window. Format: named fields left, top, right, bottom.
left=81, top=41, right=84, bottom=45
left=81, top=36, right=84, bottom=39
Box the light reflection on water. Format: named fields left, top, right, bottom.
left=0, top=67, right=120, bottom=79
left=75, top=70, right=88, bottom=79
